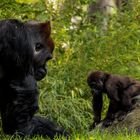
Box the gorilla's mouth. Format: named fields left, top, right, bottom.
left=35, top=66, right=47, bottom=81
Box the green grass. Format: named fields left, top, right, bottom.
left=1, top=130, right=140, bottom=140
left=0, top=0, right=140, bottom=139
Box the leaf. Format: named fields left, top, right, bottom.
left=15, top=0, right=39, bottom=4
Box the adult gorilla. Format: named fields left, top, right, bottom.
left=0, top=19, right=69, bottom=139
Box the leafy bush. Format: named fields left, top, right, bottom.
left=0, top=0, right=140, bottom=139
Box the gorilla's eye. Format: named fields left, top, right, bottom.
left=35, top=43, right=44, bottom=52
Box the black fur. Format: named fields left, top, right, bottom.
left=0, top=19, right=69, bottom=139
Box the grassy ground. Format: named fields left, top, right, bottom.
left=1, top=130, right=140, bottom=140
left=0, top=0, right=140, bottom=139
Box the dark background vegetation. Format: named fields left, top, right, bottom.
left=0, top=0, right=140, bottom=139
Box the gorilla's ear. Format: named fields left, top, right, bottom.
left=40, top=21, right=51, bottom=38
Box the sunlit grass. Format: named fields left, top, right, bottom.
left=1, top=130, right=140, bottom=140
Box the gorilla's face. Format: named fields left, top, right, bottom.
left=26, top=21, right=54, bottom=81
left=87, top=71, right=105, bottom=95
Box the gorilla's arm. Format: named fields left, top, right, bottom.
left=91, top=93, right=103, bottom=129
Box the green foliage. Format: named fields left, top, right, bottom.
left=0, top=0, right=47, bottom=21
left=41, top=0, right=140, bottom=133
left=0, top=0, right=140, bottom=139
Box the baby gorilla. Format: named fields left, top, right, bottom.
left=87, top=70, right=140, bottom=129
left=0, top=19, right=69, bottom=139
